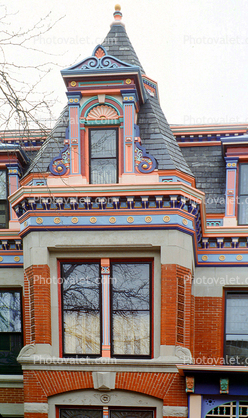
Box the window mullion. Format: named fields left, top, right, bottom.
left=103, top=407, right=109, bottom=418
left=101, top=258, right=111, bottom=357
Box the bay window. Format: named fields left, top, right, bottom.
left=61, top=260, right=152, bottom=358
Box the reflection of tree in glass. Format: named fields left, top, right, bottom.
left=112, top=263, right=150, bottom=310
left=62, top=263, right=100, bottom=355
left=0, top=292, right=21, bottom=332
left=111, top=263, right=150, bottom=356
left=91, top=130, right=116, bottom=158
left=62, top=263, right=100, bottom=310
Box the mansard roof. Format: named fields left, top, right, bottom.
left=27, top=6, right=193, bottom=177
left=25, top=106, right=69, bottom=175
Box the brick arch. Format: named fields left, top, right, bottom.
left=24, top=371, right=187, bottom=407
left=24, top=371, right=93, bottom=401
left=115, top=372, right=187, bottom=405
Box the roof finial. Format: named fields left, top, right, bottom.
left=114, top=4, right=122, bottom=21
left=111, top=4, right=125, bottom=27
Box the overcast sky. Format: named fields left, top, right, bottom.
left=2, top=0, right=248, bottom=127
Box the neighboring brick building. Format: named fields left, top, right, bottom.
left=1, top=5, right=248, bottom=418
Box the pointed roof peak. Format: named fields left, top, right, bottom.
left=111, top=4, right=125, bottom=28
left=102, top=7, right=145, bottom=73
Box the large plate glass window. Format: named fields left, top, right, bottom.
left=61, top=262, right=101, bottom=357
left=111, top=262, right=151, bottom=357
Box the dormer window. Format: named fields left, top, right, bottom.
left=89, top=128, right=118, bottom=184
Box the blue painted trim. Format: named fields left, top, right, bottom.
left=49, top=145, right=69, bottom=176
left=61, top=54, right=139, bottom=73
left=80, top=96, right=123, bottom=117
left=20, top=213, right=194, bottom=232
left=80, top=96, right=98, bottom=114
left=84, top=119, right=120, bottom=126
left=61, top=66, right=141, bottom=76
left=135, top=142, right=157, bottom=173
left=159, top=176, right=192, bottom=186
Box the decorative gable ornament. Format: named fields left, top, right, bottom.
left=62, top=45, right=136, bottom=73
left=94, top=46, right=106, bottom=59
left=87, top=105, right=118, bottom=120
left=49, top=145, right=70, bottom=176
left=134, top=141, right=157, bottom=174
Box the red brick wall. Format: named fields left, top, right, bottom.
left=194, top=296, right=223, bottom=362
left=24, top=265, right=51, bottom=345
left=161, top=264, right=192, bottom=349
left=23, top=370, right=186, bottom=406
left=0, top=388, right=24, bottom=403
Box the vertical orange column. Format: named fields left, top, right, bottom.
left=101, top=258, right=111, bottom=357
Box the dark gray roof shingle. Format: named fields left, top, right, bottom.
left=138, top=94, right=193, bottom=175
left=102, top=24, right=145, bottom=73
left=180, top=146, right=226, bottom=213
left=26, top=106, right=69, bottom=175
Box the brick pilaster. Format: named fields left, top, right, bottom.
left=24, top=265, right=51, bottom=344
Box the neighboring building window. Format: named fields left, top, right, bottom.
left=238, top=163, right=248, bottom=225
left=0, top=170, right=8, bottom=228
left=225, top=291, right=248, bottom=364
left=61, top=261, right=152, bottom=358
left=205, top=400, right=248, bottom=417
left=0, top=290, right=23, bottom=374
left=89, top=128, right=118, bottom=184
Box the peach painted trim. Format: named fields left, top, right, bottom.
left=71, top=146, right=79, bottom=174
left=119, top=125, right=124, bottom=176
left=81, top=129, right=86, bottom=177
left=20, top=173, right=49, bottom=186
left=80, top=89, right=123, bottom=96
left=85, top=129, right=90, bottom=183
left=158, top=169, right=195, bottom=187
left=206, top=213, right=225, bottom=219
left=125, top=144, right=133, bottom=172
left=179, top=142, right=220, bottom=147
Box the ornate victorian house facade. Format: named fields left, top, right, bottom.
left=1, top=6, right=248, bottom=418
